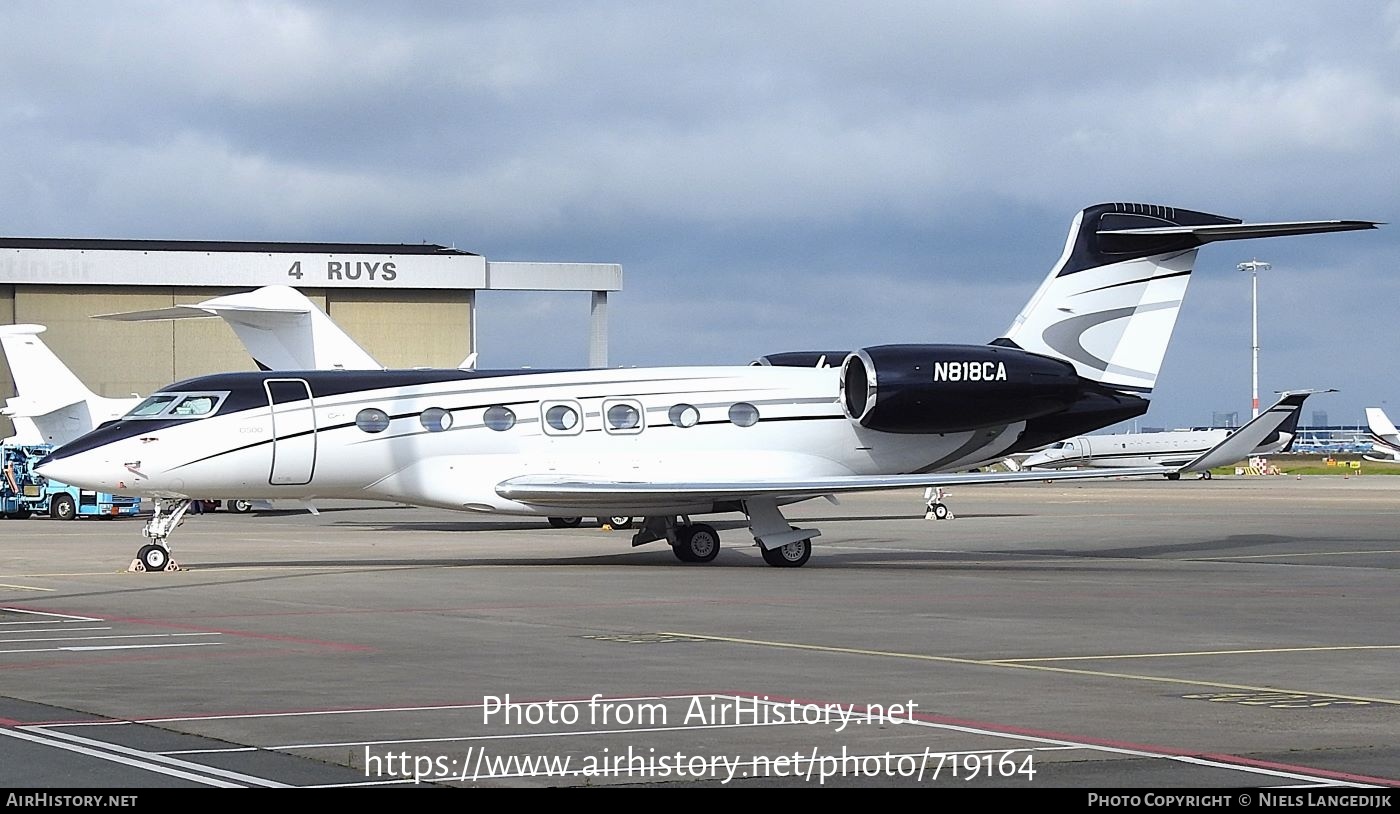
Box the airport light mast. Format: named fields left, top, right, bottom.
left=1238, top=259, right=1271, bottom=419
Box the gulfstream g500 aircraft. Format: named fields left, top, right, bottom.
left=35, top=203, right=1376, bottom=570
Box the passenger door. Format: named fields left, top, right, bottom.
left=265, top=379, right=317, bottom=485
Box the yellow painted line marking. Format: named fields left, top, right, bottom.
left=993, top=644, right=1400, bottom=662
left=0, top=584, right=54, bottom=592
left=1189, top=549, right=1400, bottom=561
left=0, top=565, right=419, bottom=578
left=661, top=632, right=1400, bottom=707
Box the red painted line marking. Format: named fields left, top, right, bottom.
left=766, top=692, right=1400, bottom=787
left=1197, top=752, right=1400, bottom=789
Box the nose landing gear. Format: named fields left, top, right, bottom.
left=129, top=498, right=190, bottom=572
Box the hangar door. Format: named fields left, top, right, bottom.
left=265, top=379, right=317, bottom=485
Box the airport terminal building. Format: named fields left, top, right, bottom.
left=0, top=239, right=621, bottom=439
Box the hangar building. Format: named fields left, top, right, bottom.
left=0, top=238, right=621, bottom=439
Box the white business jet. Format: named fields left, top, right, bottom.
left=35, top=203, right=1376, bottom=570
left=1021, top=391, right=1322, bottom=478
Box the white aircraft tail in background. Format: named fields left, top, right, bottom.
left=94, top=285, right=383, bottom=372
left=0, top=325, right=140, bottom=445
left=1364, top=407, right=1400, bottom=462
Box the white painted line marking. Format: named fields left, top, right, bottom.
left=0, top=607, right=102, bottom=622
left=0, top=728, right=244, bottom=788
left=0, top=642, right=223, bottom=654
left=1, top=627, right=113, bottom=634
left=0, top=633, right=218, bottom=645
left=21, top=727, right=291, bottom=788
left=56, top=693, right=701, bottom=726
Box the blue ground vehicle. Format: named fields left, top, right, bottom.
left=1, top=444, right=142, bottom=520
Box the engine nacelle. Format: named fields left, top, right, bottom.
left=840, top=344, right=1082, bottom=433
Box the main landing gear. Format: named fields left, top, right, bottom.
left=628, top=498, right=820, bottom=568
left=547, top=516, right=636, bottom=529
left=923, top=487, right=954, bottom=520
left=131, top=498, right=189, bottom=572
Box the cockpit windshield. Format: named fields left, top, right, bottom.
left=172, top=395, right=218, bottom=416
left=124, top=392, right=228, bottom=420
left=129, top=395, right=179, bottom=416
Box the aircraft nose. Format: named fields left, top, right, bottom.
left=34, top=455, right=90, bottom=488
left=1021, top=452, right=1050, bottom=468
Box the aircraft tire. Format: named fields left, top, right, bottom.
left=137, top=544, right=169, bottom=572
left=228, top=499, right=255, bottom=513
left=600, top=516, right=634, bottom=529
left=1165, top=472, right=1182, bottom=481
left=677, top=524, right=720, bottom=563
left=548, top=517, right=583, bottom=529
left=761, top=539, right=812, bottom=568
left=931, top=503, right=950, bottom=520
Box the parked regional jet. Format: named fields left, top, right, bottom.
left=1021, top=391, right=1319, bottom=478
left=1364, top=407, right=1400, bottom=462
left=35, top=203, right=1376, bottom=570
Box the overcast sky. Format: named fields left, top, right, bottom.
left=1, top=1, right=1397, bottom=429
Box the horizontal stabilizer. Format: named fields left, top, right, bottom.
left=1180, top=389, right=1330, bottom=473
left=0, top=324, right=48, bottom=337
left=1100, top=219, right=1379, bottom=245
left=2, top=394, right=82, bottom=420
left=95, top=304, right=308, bottom=321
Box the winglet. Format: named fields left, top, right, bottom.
left=1180, top=389, right=1334, bottom=473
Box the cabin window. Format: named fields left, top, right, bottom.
left=420, top=407, right=453, bottom=433
left=604, top=400, right=644, bottom=434
left=483, top=406, right=516, bottom=431
left=729, top=402, right=760, bottom=427
left=669, top=403, right=700, bottom=428
left=542, top=401, right=583, bottom=435
left=356, top=408, right=391, bottom=433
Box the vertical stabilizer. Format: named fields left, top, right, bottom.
left=997, top=204, right=1377, bottom=395
left=94, top=286, right=383, bottom=371
left=1365, top=407, right=1400, bottom=461
left=0, top=325, right=140, bottom=445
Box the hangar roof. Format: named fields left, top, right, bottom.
left=0, top=238, right=479, bottom=256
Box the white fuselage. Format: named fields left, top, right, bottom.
left=37, top=366, right=1026, bottom=517
left=1023, top=427, right=1292, bottom=470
